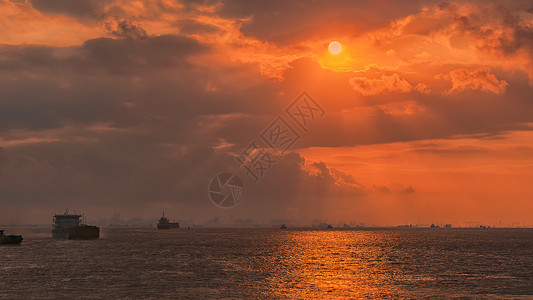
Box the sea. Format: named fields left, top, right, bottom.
left=1, top=227, right=532, bottom=299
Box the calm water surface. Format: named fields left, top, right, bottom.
left=1, top=227, right=532, bottom=299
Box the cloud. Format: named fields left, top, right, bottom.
left=413, top=83, right=431, bottom=94
left=0, top=147, right=5, bottom=172
left=0, top=33, right=208, bottom=74
left=236, top=152, right=368, bottom=223
left=0, top=133, right=369, bottom=224
left=349, top=73, right=425, bottom=96
left=80, top=34, right=208, bottom=72
left=30, top=0, right=113, bottom=19
left=110, top=20, right=148, bottom=39
left=436, top=68, right=509, bottom=94
left=353, top=1, right=533, bottom=84
left=215, top=0, right=436, bottom=46
left=1, top=0, right=533, bottom=226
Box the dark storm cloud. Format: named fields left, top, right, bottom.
left=80, top=34, right=207, bottom=72
left=0, top=33, right=207, bottom=72
left=209, top=0, right=532, bottom=46
left=0, top=147, right=5, bottom=171
left=213, top=0, right=441, bottom=45
left=0, top=45, right=59, bottom=70
left=234, top=153, right=368, bottom=222
left=28, top=0, right=211, bottom=24
left=30, top=0, right=114, bottom=19
left=0, top=33, right=213, bottom=132
left=501, top=15, right=533, bottom=55
left=0, top=133, right=367, bottom=224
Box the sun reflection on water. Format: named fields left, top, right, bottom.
left=257, top=230, right=405, bottom=298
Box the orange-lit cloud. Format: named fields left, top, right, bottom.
left=436, top=68, right=509, bottom=94
left=349, top=73, right=430, bottom=96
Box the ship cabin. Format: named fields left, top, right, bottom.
left=53, top=212, right=82, bottom=230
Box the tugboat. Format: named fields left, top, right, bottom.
left=157, top=212, right=179, bottom=229
left=0, top=230, right=23, bottom=245
left=52, top=210, right=99, bottom=239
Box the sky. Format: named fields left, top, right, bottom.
left=1, top=0, right=533, bottom=226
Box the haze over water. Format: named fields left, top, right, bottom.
left=2, top=227, right=532, bottom=299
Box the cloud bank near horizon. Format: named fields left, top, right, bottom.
left=1, top=0, right=533, bottom=226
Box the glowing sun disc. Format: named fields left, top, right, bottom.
left=328, top=41, right=342, bottom=55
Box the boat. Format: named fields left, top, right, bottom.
left=0, top=230, right=23, bottom=245
left=280, top=224, right=287, bottom=229
left=52, top=210, right=100, bottom=239
left=157, top=212, right=179, bottom=229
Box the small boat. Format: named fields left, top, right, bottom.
left=280, top=224, right=287, bottom=229
left=157, top=212, right=179, bottom=229
left=327, top=224, right=333, bottom=229
left=0, top=230, right=23, bottom=245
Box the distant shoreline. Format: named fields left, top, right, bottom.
left=2, top=225, right=532, bottom=229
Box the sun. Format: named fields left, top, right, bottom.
left=328, top=41, right=342, bottom=55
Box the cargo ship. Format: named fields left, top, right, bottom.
left=52, top=210, right=100, bottom=239
left=157, top=212, right=179, bottom=229
left=0, top=230, right=23, bottom=245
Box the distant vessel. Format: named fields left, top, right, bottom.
left=0, top=230, right=23, bottom=245
left=280, top=224, right=287, bottom=229
left=52, top=210, right=99, bottom=239
left=157, top=212, right=179, bottom=229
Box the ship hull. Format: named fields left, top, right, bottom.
left=53, top=225, right=100, bottom=239
left=0, top=235, right=23, bottom=245
left=157, top=223, right=179, bottom=229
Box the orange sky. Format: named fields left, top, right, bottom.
left=0, top=0, right=532, bottom=226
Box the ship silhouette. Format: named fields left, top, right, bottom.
left=157, top=212, right=179, bottom=229
left=52, top=210, right=99, bottom=239
left=0, top=230, right=23, bottom=244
